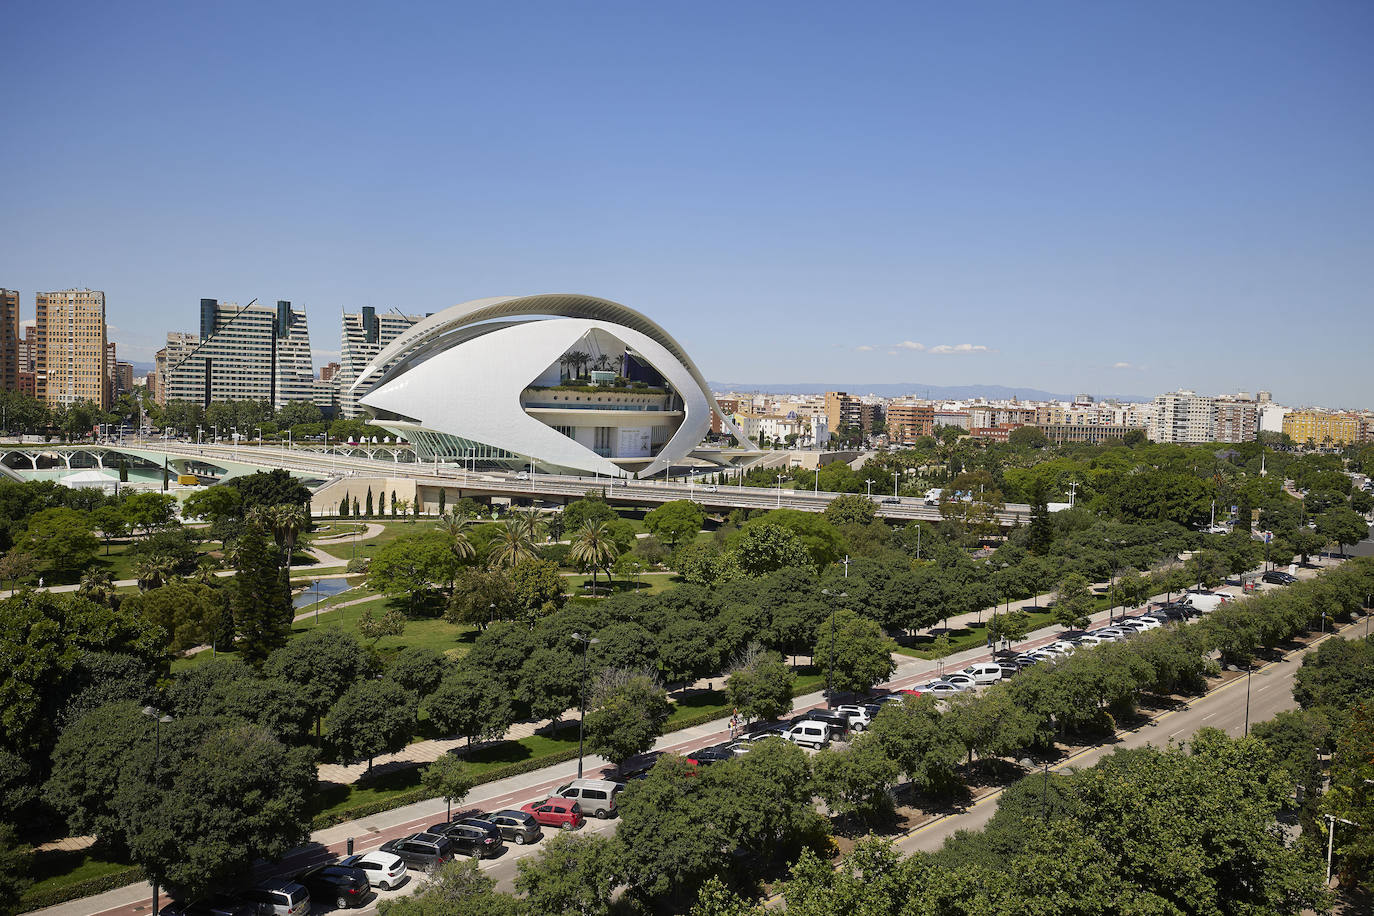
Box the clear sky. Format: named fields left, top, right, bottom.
left=2, top=1, right=1370, bottom=406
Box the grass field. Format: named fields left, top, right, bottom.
left=20, top=849, right=133, bottom=910
left=894, top=609, right=1061, bottom=659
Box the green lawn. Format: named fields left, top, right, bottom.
left=20, top=848, right=135, bottom=909
left=563, top=572, right=674, bottom=597
left=894, top=610, right=1060, bottom=659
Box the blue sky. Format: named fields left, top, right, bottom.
left=2, top=1, right=1370, bottom=406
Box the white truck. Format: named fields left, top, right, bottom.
left=924, top=488, right=944, bottom=505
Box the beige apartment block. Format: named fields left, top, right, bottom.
left=36, top=288, right=108, bottom=408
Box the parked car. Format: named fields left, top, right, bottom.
left=378, top=833, right=454, bottom=874
left=960, top=663, right=1005, bottom=685
left=292, top=865, right=371, bottom=909
left=163, top=897, right=257, bottom=916
left=241, top=880, right=311, bottom=916
left=1180, top=592, right=1226, bottom=613
left=1263, top=570, right=1298, bottom=585
left=553, top=779, right=625, bottom=818
left=425, top=819, right=505, bottom=858
left=479, top=809, right=544, bottom=845
left=834, top=704, right=879, bottom=730
left=941, top=672, right=978, bottom=689
left=338, top=852, right=408, bottom=890
left=741, top=725, right=789, bottom=742
left=912, top=681, right=963, bottom=697
left=1006, top=655, right=1040, bottom=669
left=521, top=797, right=584, bottom=830
left=881, top=496, right=900, bottom=504
left=801, top=709, right=852, bottom=737
left=686, top=745, right=735, bottom=768
left=784, top=720, right=832, bottom=748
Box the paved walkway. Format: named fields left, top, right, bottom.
left=311, top=522, right=385, bottom=546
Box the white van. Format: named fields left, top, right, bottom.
left=1181, top=592, right=1226, bottom=614
left=784, top=721, right=831, bottom=749
left=553, top=779, right=625, bottom=818
left=924, top=488, right=944, bottom=505
left=960, top=662, right=1005, bottom=685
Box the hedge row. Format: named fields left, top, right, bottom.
left=20, top=865, right=145, bottom=912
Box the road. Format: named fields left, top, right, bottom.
left=895, top=621, right=1365, bottom=856
left=6, top=440, right=1031, bottom=525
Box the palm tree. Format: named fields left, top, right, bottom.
left=270, top=504, right=310, bottom=567
left=564, top=350, right=590, bottom=381
left=438, top=512, right=475, bottom=590
left=512, top=507, right=543, bottom=543
left=569, top=520, right=620, bottom=597
left=592, top=354, right=614, bottom=373
left=133, top=556, right=174, bottom=591
left=487, top=518, right=538, bottom=570
left=78, top=569, right=116, bottom=606
left=194, top=556, right=221, bottom=585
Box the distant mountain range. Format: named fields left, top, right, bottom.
left=707, top=381, right=1152, bottom=403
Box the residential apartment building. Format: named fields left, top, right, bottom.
left=35, top=288, right=109, bottom=408
left=153, top=332, right=195, bottom=406
left=337, top=307, right=424, bottom=418
left=319, top=362, right=341, bottom=382
left=165, top=299, right=315, bottom=409
left=711, top=397, right=740, bottom=436
left=1213, top=395, right=1259, bottom=444
left=1283, top=411, right=1361, bottom=447
left=886, top=401, right=935, bottom=442
left=933, top=409, right=970, bottom=431
left=1150, top=390, right=1216, bottom=443
left=0, top=289, right=18, bottom=392
left=824, top=391, right=879, bottom=435
left=1039, top=423, right=1142, bottom=445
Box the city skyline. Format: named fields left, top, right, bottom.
left=2, top=2, right=1370, bottom=406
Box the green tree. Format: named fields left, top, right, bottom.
left=1008, top=425, right=1049, bottom=449
left=728, top=523, right=812, bottom=577
left=44, top=701, right=153, bottom=852
left=644, top=500, right=706, bottom=551
left=1323, top=703, right=1374, bottom=891
left=742, top=510, right=846, bottom=569
left=423, top=666, right=516, bottom=749
left=811, top=735, right=900, bottom=828
left=0, top=823, right=30, bottom=910
left=422, top=754, right=476, bottom=822
left=562, top=496, right=617, bottom=531
left=21, top=507, right=99, bottom=576
left=231, top=522, right=290, bottom=665
left=726, top=647, right=795, bottom=723
left=385, top=647, right=451, bottom=698
left=812, top=609, right=895, bottom=695
left=569, top=520, right=620, bottom=595
left=91, top=505, right=130, bottom=555
left=867, top=695, right=965, bottom=795
left=121, top=492, right=178, bottom=534
left=365, top=487, right=374, bottom=517
left=265, top=628, right=374, bottom=738
left=509, top=557, right=566, bottom=621
left=514, top=832, right=621, bottom=916
left=119, top=721, right=316, bottom=899
left=356, top=607, right=407, bottom=647
left=951, top=686, right=1038, bottom=766
left=988, top=608, right=1032, bottom=649
left=325, top=679, right=416, bottom=771
left=444, top=567, right=516, bottom=629
left=823, top=493, right=877, bottom=527
left=1053, top=573, right=1095, bottom=629
left=1315, top=506, right=1369, bottom=557
left=119, top=580, right=229, bottom=652
left=367, top=531, right=458, bottom=611
left=377, top=858, right=521, bottom=916
left=487, top=517, right=539, bottom=570
left=583, top=672, right=671, bottom=770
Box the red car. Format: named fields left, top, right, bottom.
left=521, top=797, right=584, bottom=830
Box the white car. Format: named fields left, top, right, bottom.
left=833, top=704, right=876, bottom=730
left=941, top=672, right=978, bottom=689
left=918, top=681, right=967, bottom=696
left=1047, top=640, right=1078, bottom=655
left=1095, top=627, right=1130, bottom=640
left=339, top=851, right=408, bottom=890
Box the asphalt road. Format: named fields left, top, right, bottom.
left=895, top=621, right=1368, bottom=856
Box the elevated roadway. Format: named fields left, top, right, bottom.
left=6, top=440, right=1030, bottom=525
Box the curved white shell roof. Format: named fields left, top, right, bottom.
left=355, top=295, right=754, bottom=477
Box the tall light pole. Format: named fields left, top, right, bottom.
left=141, top=706, right=173, bottom=916
left=1243, top=661, right=1253, bottom=736
left=814, top=468, right=820, bottom=495
left=571, top=632, right=600, bottom=778
left=893, top=471, right=899, bottom=497
left=866, top=478, right=873, bottom=498
left=255, top=427, right=263, bottom=448
left=1325, top=814, right=1358, bottom=884
left=776, top=474, right=784, bottom=508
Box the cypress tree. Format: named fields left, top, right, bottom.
left=233, top=522, right=291, bottom=665
left=118, top=457, right=129, bottom=482
left=391, top=491, right=397, bottom=515
left=340, top=496, right=350, bottom=517
left=353, top=496, right=361, bottom=516
left=366, top=487, right=374, bottom=517
left=438, top=489, right=446, bottom=516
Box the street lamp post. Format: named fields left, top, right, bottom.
left=893, top=471, right=899, bottom=497
left=814, top=468, right=820, bottom=495
left=1243, top=661, right=1253, bottom=736
left=865, top=478, right=873, bottom=498
left=255, top=427, right=262, bottom=448
left=1325, top=814, right=1358, bottom=884
left=775, top=474, right=784, bottom=508
left=571, top=632, right=600, bottom=778
left=141, top=706, right=174, bottom=916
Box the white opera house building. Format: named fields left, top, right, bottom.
left=351, top=294, right=755, bottom=478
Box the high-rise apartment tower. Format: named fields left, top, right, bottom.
left=35, top=288, right=109, bottom=408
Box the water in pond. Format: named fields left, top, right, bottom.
left=294, top=577, right=352, bottom=608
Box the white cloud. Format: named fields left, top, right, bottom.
left=896, top=340, right=925, bottom=351
left=855, top=344, right=875, bottom=352
left=887, top=350, right=898, bottom=356
left=929, top=343, right=989, bottom=354
left=1112, top=361, right=1134, bottom=369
